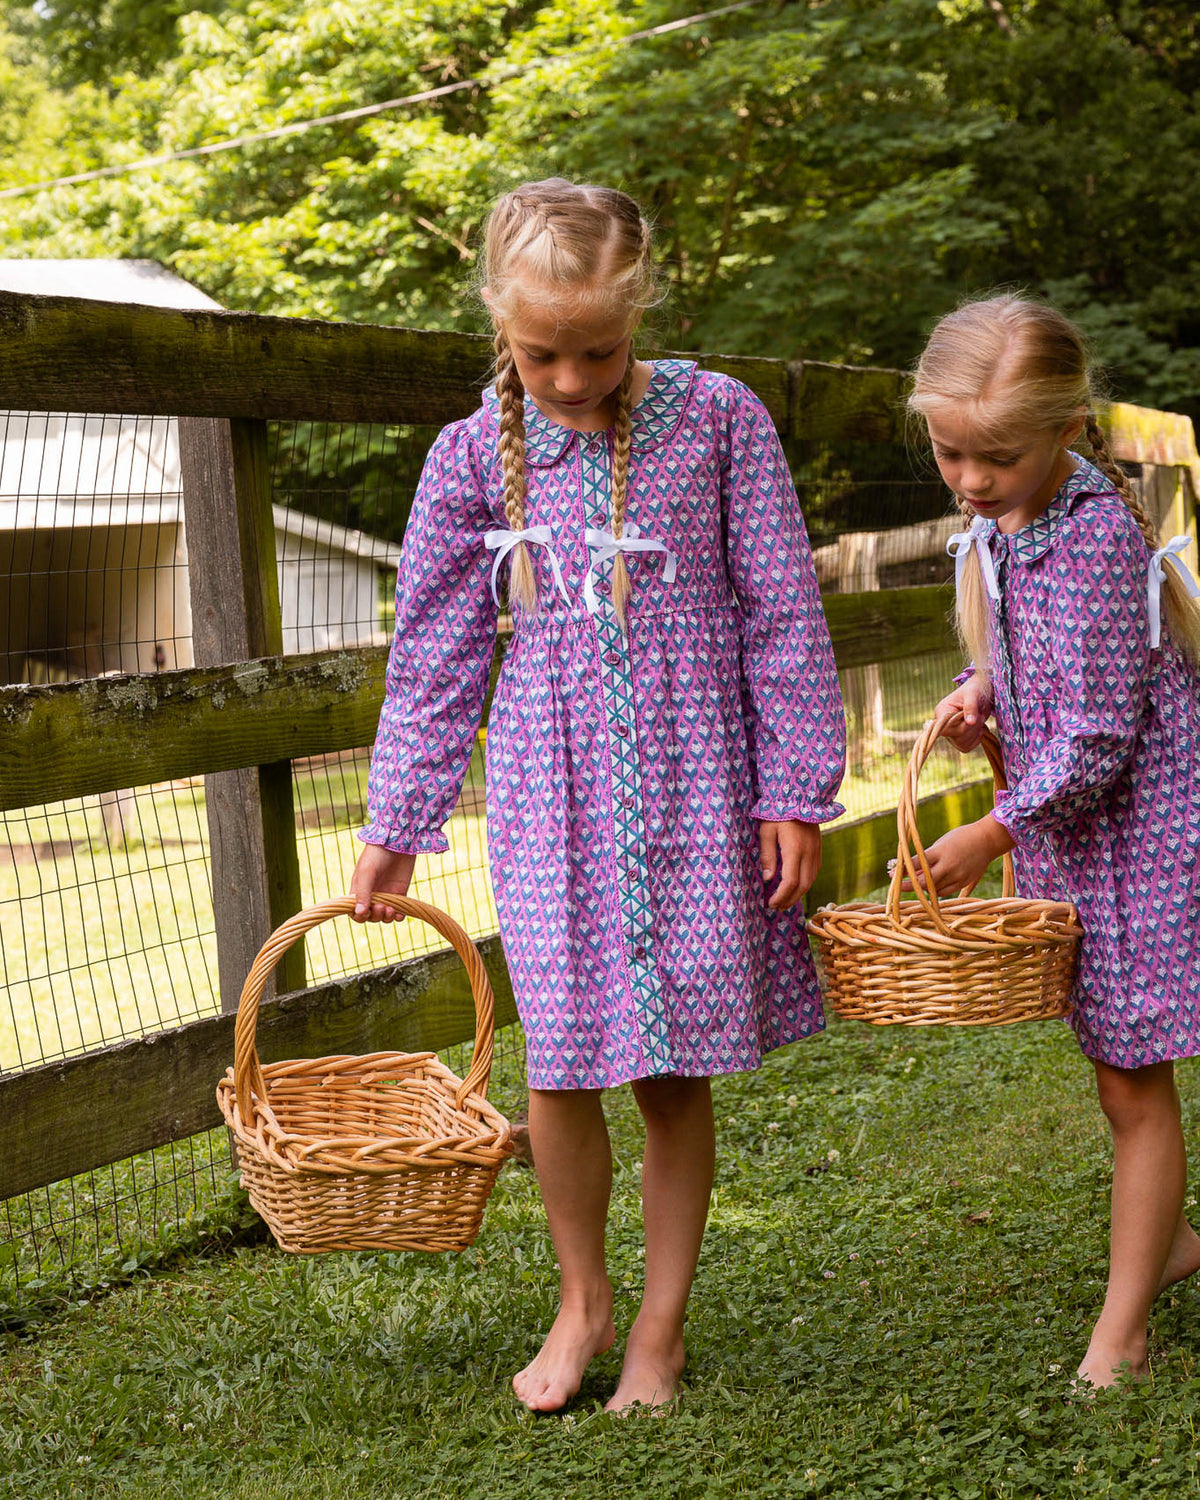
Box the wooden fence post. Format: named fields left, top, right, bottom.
left=179, top=416, right=304, bottom=1010
left=836, top=532, right=887, bottom=771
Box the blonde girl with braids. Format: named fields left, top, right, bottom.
left=909, top=292, right=1200, bottom=1390
left=351, top=179, right=845, bottom=1412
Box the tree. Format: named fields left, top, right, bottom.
left=3, top=0, right=1199, bottom=412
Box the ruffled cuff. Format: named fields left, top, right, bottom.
left=357, top=823, right=450, bottom=856
left=990, top=791, right=1052, bottom=852
left=752, top=795, right=846, bottom=825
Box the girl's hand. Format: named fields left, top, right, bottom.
left=760, top=820, right=822, bottom=911
left=350, top=842, right=417, bottom=922
left=934, top=677, right=992, bottom=753
left=905, top=814, right=1012, bottom=897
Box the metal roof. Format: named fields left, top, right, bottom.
left=0, top=259, right=221, bottom=309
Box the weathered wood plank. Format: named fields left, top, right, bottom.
left=807, top=777, right=996, bottom=909
left=180, top=416, right=304, bottom=1003
left=789, top=359, right=909, bottom=444
left=822, top=584, right=957, bottom=668
left=180, top=418, right=282, bottom=665
left=0, top=935, right=518, bottom=1202
left=0, top=292, right=496, bottom=425
left=0, top=291, right=873, bottom=436
left=0, top=648, right=387, bottom=812
left=0, top=586, right=958, bottom=810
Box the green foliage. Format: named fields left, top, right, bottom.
left=5, top=0, right=233, bottom=87
left=3, top=1018, right=1200, bottom=1497
left=2, top=1, right=1200, bottom=410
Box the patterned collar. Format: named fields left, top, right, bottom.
left=981, top=454, right=1114, bottom=564
left=483, top=358, right=696, bottom=467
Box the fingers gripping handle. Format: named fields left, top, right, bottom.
left=231, top=894, right=499, bottom=1119
left=886, top=710, right=1014, bottom=930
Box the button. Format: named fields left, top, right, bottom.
left=595, top=579, right=610, bottom=595
left=631, top=944, right=648, bottom=963
left=621, top=794, right=636, bottom=809
left=604, top=650, right=621, bottom=666
left=614, top=723, right=630, bottom=738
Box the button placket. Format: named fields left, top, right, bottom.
left=579, top=422, right=673, bottom=1074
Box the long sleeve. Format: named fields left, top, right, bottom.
left=360, top=418, right=499, bottom=853
left=720, top=385, right=846, bottom=823
left=992, top=508, right=1151, bottom=846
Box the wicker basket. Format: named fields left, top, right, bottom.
left=807, top=712, right=1083, bottom=1027
left=216, top=894, right=514, bottom=1254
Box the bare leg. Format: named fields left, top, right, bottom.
left=1078, top=1060, right=1192, bottom=1388
left=606, top=1075, right=715, bottom=1413
left=1158, top=1210, right=1200, bottom=1295
left=512, top=1088, right=616, bottom=1412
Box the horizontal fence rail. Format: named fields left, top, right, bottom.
left=0, top=936, right=518, bottom=1203
left=0, top=588, right=958, bottom=810
left=0, top=289, right=907, bottom=440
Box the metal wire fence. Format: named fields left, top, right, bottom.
left=11, top=403, right=1156, bottom=1313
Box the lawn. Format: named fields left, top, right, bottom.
left=0, top=747, right=499, bottom=1073
left=3, top=1014, right=1199, bottom=1500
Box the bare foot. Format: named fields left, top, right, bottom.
left=1157, top=1219, right=1200, bottom=1295
left=603, top=1327, right=685, bottom=1413
left=513, top=1300, right=615, bottom=1413
left=1075, top=1337, right=1149, bottom=1392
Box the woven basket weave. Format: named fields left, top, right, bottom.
left=217, top=894, right=514, bottom=1254
left=807, top=712, right=1083, bottom=1027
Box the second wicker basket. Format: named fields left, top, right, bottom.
left=807, top=711, right=1083, bottom=1027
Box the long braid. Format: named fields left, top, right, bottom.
left=609, top=349, right=637, bottom=632
left=1085, top=415, right=1157, bottom=545
left=493, top=328, right=538, bottom=614
left=1087, top=414, right=1200, bottom=664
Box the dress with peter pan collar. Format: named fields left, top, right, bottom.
left=961, top=456, right=1200, bottom=1068
left=361, top=360, right=846, bottom=1090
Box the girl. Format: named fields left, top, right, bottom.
left=911, top=293, right=1200, bottom=1389
left=351, top=179, right=846, bottom=1413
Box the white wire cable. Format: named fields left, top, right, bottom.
left=0, top=0, right=768, bottom=201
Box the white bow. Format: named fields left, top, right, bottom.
left=482, top=526, right=571, bottom=608
left=1148, top=534, right=1200, bottom=648
left=583, top=524, right=677, bottom=615
left=946, top=517, right=1001, bottom=602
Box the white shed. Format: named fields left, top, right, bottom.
left=0, top=261, right=401, bottom=684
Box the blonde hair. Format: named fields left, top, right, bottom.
left=908, top=293, right=1200, bottom=675
left=483, top=178, right=657, bottom=627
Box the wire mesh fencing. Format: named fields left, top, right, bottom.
left=3, top=392, right=1188, bottom=1316
left=0, top=412, right=521, bottom=1316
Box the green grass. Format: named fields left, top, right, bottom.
left=0, top=746, right=498, bottom=1073
left=3, top=1018, right=1200, bottom=1499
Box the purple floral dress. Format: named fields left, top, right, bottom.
left=361, top=360, right=846, bottom=1089
left=961, top=457, right=1200, bottom=1068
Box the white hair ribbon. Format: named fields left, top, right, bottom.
left=583, top=524, right=677, bottom=615
left=483, top=526, right=571, bottom=608
left=1148, top=535, right=1200, bottom=648
left=946, top=517, right=1001, bottom=603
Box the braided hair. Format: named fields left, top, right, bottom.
left=482, top=179, right=658, bottom=623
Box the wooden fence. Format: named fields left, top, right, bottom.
left=0, top=289, right=1192, bottom=1207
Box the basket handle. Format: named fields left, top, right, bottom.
left=887, top=709, right=1015, bottom=933
left=232, top=893, right=499, bottom=1121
